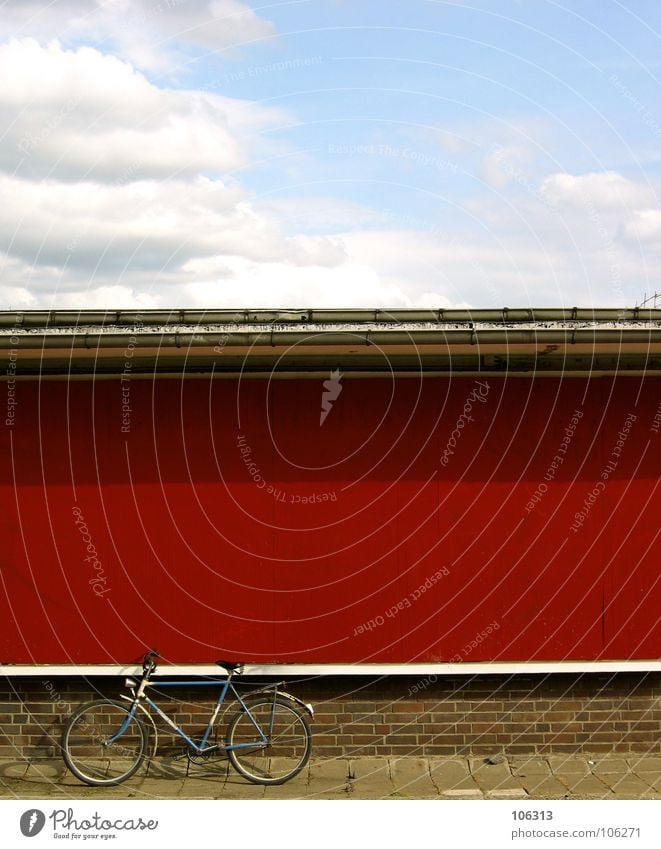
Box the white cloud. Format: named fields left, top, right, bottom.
left=540, top=171, right=654, bottom=210
left=479, top=143, right=534, bottom=190
left=0, top=284, right=38, bottom=309
left=183, top=258, right=412, bottom=308
left=3, top=165, right=659, bottom=309
left=0, top=40, right=398, bottom=308
left=341, top=230, right=537, bottom=306
left=0, top=0, right=276, bottom=71
left=255, top=197, right=393, bottom=234
left=0, top=173, right=352, bottom=274
left=436, top=115, right=555, bottom=193
left=624, top=209, right=661, bottom=247
left=0, top=39, right=289, bottom=181
left=1, top=38, right=659, bottom=310
left=338, top=159, right=661, bottom=307
left=53, top=284, right=161, bottom=309
left=458, top=169, right=661, bottom=305
left=435, top=129, right=472, bottom=156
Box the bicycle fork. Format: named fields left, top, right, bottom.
left=118, top=694, right=159, bottom=756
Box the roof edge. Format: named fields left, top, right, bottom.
left=2, top=306, right=661, bottom=329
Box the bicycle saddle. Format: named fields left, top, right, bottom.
left=216, top=660, right=242, bottom=672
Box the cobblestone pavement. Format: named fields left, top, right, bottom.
left=1, top=755, right=660, bottom=800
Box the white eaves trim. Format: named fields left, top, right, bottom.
left=1, top=661, right=660, bottom=677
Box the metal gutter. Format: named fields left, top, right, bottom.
left=1, top=306, right=660, bottom=328
left=2, top=307, right=660, bottom=349
left=3, top=308, right=660, bottom=376
left=2, top=327, right=661, bottom=348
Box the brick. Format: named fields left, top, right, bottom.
left=630, top=742, right=661, bottom=753
left=2, top=675, right=660, bottom=761
left=342, top=735, right=378, bottom=746
left=511, top=734, right=546, bottom=745
left=0, top=745, right=25, bottom=757
left=426, top=723, right=463, bottom=734
left=424, top=734, right=466, bottom=745
left=581, top=732, right=621, bottom=743
left=24, top=703, right=55, bottom=714
left=312, top=714, right=340, bottom=725
left=346, top=703, right=381, bottom=713
left=384, top=733, right=418, bottom=744
left=466, top=712, right=502, bottom=722
left=471, top=723, right=504, bottom=733
left=314, top=734, right=338, bottom=745
left=583, top=743, right=618, bottom=753
left=543, top=711, right=575, bottom=722
left=423, top=745, right=463, bottom=755
left=552, top=701, right=584, bottom=711
left=345, top=724, right=377, bottom=735
left=392, top=702, right=425, bottom=713
left=627, top=732, right=659, bottom=743
left=383, top=713, right=421, bottom=725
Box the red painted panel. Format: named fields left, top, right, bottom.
left=0, top=376, right=659, bottom=665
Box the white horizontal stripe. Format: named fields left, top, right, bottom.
left=1, top=661, right=660, bottom=677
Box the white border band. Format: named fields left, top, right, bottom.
left=1, top=661, right=660, bottom=677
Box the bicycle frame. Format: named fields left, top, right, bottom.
left=115, top=677, right=280, bottom=754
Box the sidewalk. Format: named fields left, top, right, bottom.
left=1, top=755, right=660, bottom=800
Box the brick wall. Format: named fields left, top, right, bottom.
left=1, top=673, right=659, bottom=762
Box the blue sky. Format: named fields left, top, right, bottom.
left=0, top=0, right=660, bottom=308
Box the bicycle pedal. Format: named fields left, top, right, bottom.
left=186, top=745, right=223, bottom=766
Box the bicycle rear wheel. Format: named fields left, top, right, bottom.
left=62, top=699, right=148, bottom=786
left=226, top=696, right=312, bottom=785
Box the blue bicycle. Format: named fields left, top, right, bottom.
left=61, top=651, right=313, bottom=786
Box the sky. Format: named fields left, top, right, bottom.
left=1, top=0, right=660, bottom=309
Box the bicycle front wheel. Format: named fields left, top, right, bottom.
left=227, top=696, right=312, bottom=785
left=62, top=699, right=148, bottom=786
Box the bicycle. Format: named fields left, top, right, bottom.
left=61, top=651, right=313, bottom=787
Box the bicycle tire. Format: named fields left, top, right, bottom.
left=62, top=699, right=148, bottom=786
left=226, top=696, right=312, bottom=785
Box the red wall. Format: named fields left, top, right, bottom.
left=1, top=375, right=659, bottom=665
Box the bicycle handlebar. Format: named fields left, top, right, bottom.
left=142, top=649, right=160, bottom=677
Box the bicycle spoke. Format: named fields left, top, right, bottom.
left=62, top=701, right=147, bottom=786
left=226, top=698, right=311, bottom=784
left=61, top=664, right=313, bottom=789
